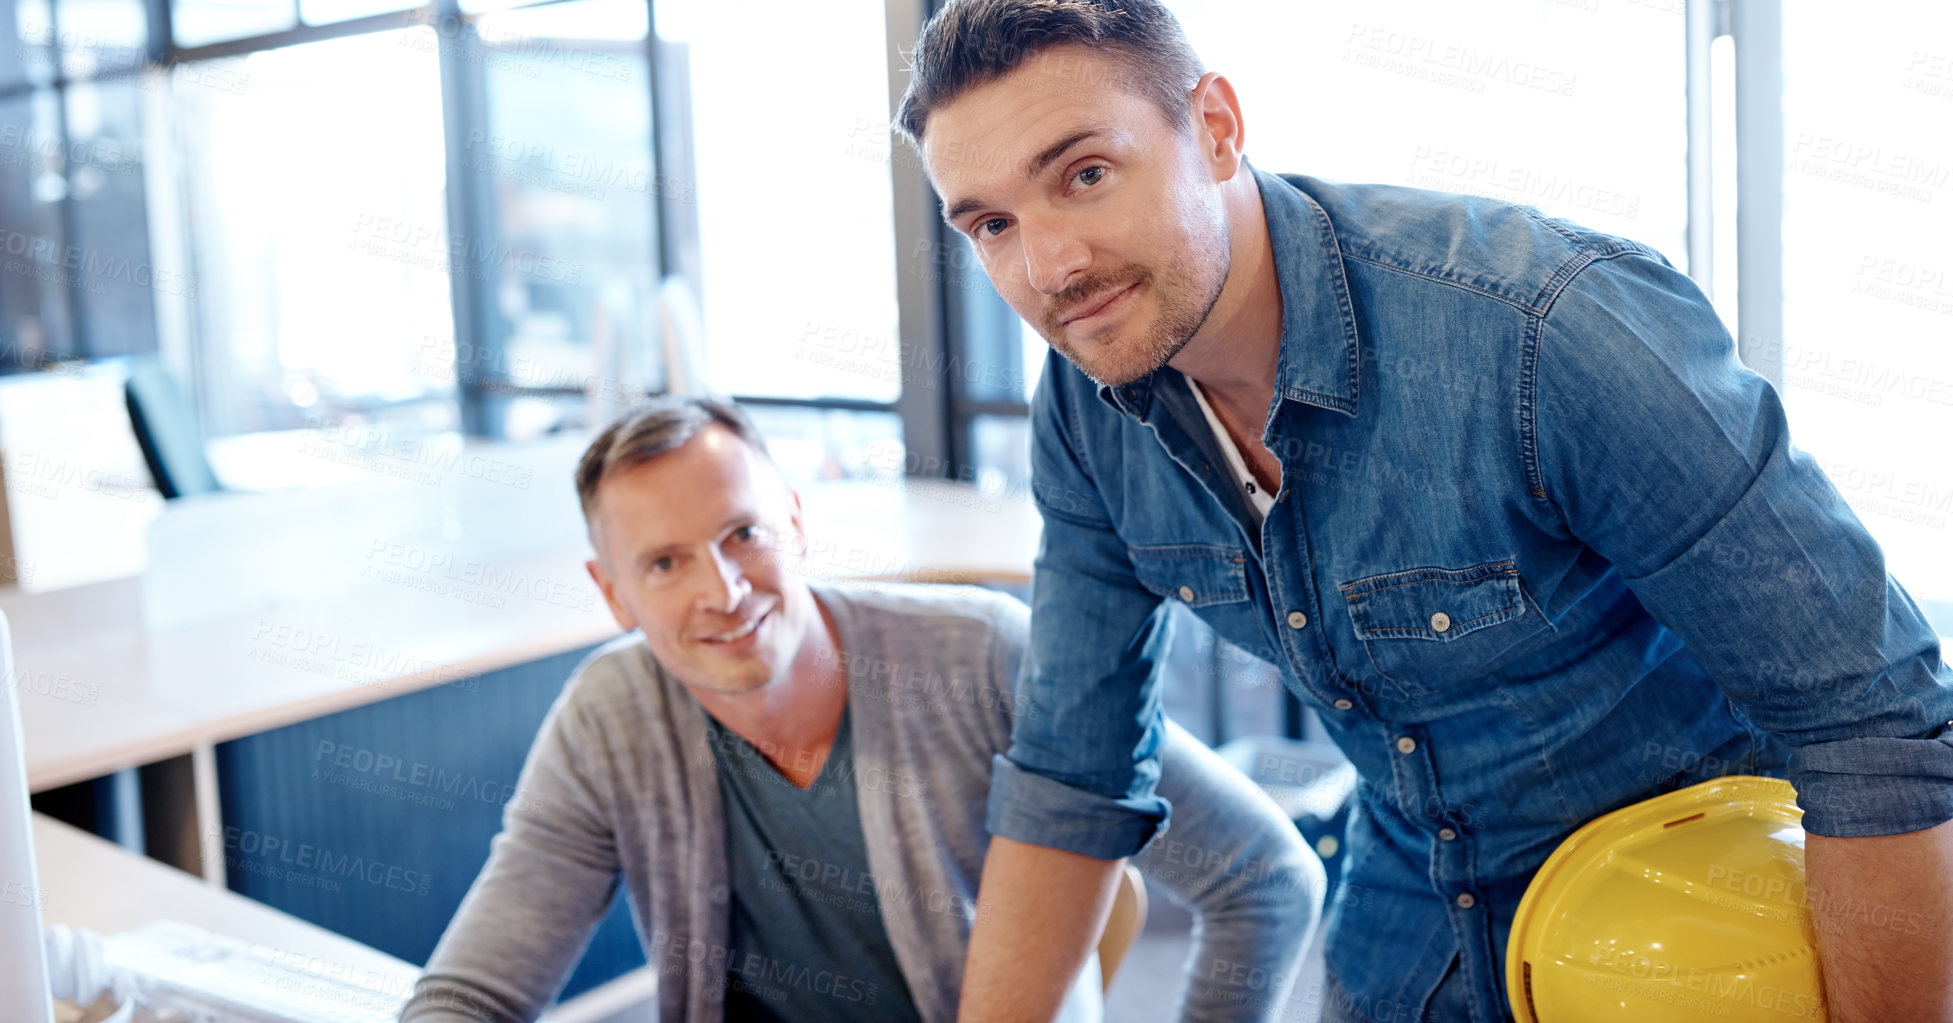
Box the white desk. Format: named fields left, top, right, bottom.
left=11, top=551, right=622, bottom=796
left=35, top=811, right=420, bottom=990
left=35, top=812, right=662, bottom=1021
left=13, top=451, right=1036, bottom=1021
left=10, top=476, right=1039, bottom=796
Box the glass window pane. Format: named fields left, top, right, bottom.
left=493, top=392, right=582, bottom=441
left=167, top=31, right=455, bottom=436
left=461, top=0, right=661, bottom=423
left=0, top=89, right=76, bottom=363
left=974, top=0, right=1689, bottom=409
left=10, top=0, right=56, bottom=86
left=478, top=0, right=645, bottom=39
left=42, top=0, right=147, bottom=78
left=1164, top=0, right=1686, bottom=263
left=1018, top=322, right=1047, bottom=401
left=65, top=78, right=160, bottom=358
left=1781, top=5, right=1953, bottom=634
left=299, top=0, right=413, bottom=27
left=455, top=0, right=539, bottom=19
left=969, top=413, right=1028, bottom=495
left=659, top=0, right=900, bottom=402
left=951, top=234, right=1035, bottom=406
left=741, top=404, right=903, bottom=487
left=172, top=0, right=295, bottom=50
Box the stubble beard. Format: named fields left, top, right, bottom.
left=1039, top=235, right=1231, bottom=389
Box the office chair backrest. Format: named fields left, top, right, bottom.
left=122, top=358, right=220, bottom=500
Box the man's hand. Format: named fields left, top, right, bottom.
left=956, top=836, right=1125, bottom=1021
left=1806, top=818, right=1953, bottom=1022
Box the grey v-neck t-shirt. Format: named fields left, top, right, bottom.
left=703, top=704, right=923, bottom=1023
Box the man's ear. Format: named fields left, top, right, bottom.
left=586, top=557, right=638, bottom=633
left=784, top=487, right=810, bottom=560
left=1189, top=71, right=1247, bottom=181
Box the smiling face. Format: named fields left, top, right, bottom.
left=922, top=44, right=1234, bottom=387
left=583, top=424, right=813, bottom=696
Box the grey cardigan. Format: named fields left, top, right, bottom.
left=402, top=583, right=1321, bottom=1022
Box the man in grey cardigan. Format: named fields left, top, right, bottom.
left=400, top=396, right=1323, bottom=1022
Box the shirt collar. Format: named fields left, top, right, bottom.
left=1096, top=163, right=1363, bottom=422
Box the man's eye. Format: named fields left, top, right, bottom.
left=731, top=525, right=757, bottom=544
left=978, top=217, right=1009, bottom=238
left=650, top=556, right=675, bottom=573
left=1074, top=165, right=1105, bottom=188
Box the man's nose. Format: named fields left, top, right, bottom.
left=700, top=547, right=751, bottom=614
left=1019, top=217, right=1089, bottom=296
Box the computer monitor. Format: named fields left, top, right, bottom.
left=0, top=609, right=56, bottom=1023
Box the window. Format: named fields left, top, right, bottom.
left=9, top=0, right=1935, bottom=634
left=452, top=0, right=664, bottom=439
left=961, top=0, right=1690, bottom=493
left=64, top=78, right=164, bottom=359
left=172, top=0, right=295, bottom=49
left=1182, top=0, right=1685, bottom=258
left=662, top=0, right=900, bottom=405
left=168, top=31, right=455, bottom=436
left=1778, top=3, right=1953, bottom=634
left=648, top=0, right=911, bottom=480
left=1, top=0, right=159, bottom=370
left=744, top=403, right=903, bottom=487
left=299, top=0, right=415, bottom=27
left=0, top=88, right=74, bottom=364
left=25, top=0, right=146, bottom=79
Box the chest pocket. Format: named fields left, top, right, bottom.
left=1337, top=559, right=1548, bottom=688
left=1126, top=543, right=1251, bottom=608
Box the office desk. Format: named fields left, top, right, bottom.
left=13, top=460, right=1036, bottom=1011
left=35, top=811, right=420, bottom=987
left=36, top=812, right=661, bottom=1021
left=10, top=475, right=1039, bottom=796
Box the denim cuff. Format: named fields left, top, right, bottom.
left=1789, top=730, right=1953, bottom=837
left=985, top=754, right=1170, bottom=860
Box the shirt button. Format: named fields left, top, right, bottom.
left=1456, top=893, right=1476, bottom=909
left=1178, top=585, right=1195, bottom=602
left=1430, top=611, right=1452, bottom=633
left=1333, top=699, right=1354, bottom=711
left=1396, top=736, right=1417, bottom=754
left=1438, top=828, right=1458, bottom=841
left=1287, top=610, right=1308, bottom=629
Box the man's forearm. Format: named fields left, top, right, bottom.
left=1806, top=818, right=1953, bottom=1023
left=958, top=836, right=1125, bottom=1021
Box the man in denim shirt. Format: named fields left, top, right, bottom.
left=896, top=2, right=1953, bottom=1020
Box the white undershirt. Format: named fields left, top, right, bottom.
left=1189, top=379, right=1277, bottom=521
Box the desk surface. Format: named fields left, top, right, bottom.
left=34, top=812, right=421, bottom=989
left=10, top=476, right=1040, bottom=792
left=35, top=812, right=663, bottom=1021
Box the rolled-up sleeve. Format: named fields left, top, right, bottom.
left=1533, top=249, right=1953, bottom=839
left=985, top=352, right=1175, bottom=860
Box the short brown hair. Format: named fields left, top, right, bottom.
left=575, top=395, right=771, bottom=527
left=895, top=0, right=1205, bottom=146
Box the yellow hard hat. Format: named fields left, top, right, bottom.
left=1506, top=775, right=1826, bottom=1022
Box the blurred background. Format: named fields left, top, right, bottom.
left=2, top=0, right=1946, bottom=617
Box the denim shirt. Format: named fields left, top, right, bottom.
left=989, top=163, right=1953, bottom=1022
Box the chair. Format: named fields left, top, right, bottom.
left=1097, top=863, right=1149, bottom=992
left=122, top=357, right=221, bottom=499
